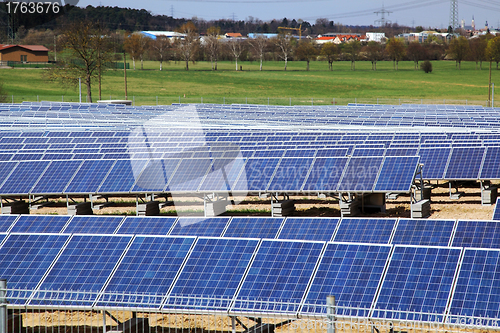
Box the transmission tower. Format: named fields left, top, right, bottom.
left=449, top=0, right=459, bottom=32
left=374, top=5, right=392, bottom=27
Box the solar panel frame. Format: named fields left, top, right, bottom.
left=373, top=156, right=420, bottom=192
left=10, top=215, right=72, bottom=233
left=277, top=217, right=339, bottom=242
left=337, top=157, right=383, bottom=192
left=444, top=147, right=485, bottom=180
left=0, top=161, right=50, bottom=195
left=63, top=159, right=116, bottom=194
left=0, top=215, right=18, bottom=233
left=169, top=217, right=231, bottom=237
left=451, top=220, right=500, bottom=249
left=115, top=216, right=177, bottom=235
left=223, top=217, right=285, bottom=239
left=333, top=218, right=397, bottom=244
left=392, top=219, right=456, bottom=246
left=62, top=216, right=125, bottom=234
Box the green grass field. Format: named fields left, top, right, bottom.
left=1, top=59, right=499, bottom=106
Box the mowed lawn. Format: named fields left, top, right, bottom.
left=1, top=59, right=498, bottom=105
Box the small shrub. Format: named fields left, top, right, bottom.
left=421, top=60, right=433, bottom=73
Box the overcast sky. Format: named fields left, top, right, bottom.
left=77, top=0, right=500, bottom=30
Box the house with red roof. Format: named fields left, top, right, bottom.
left=0, top=44, right=49, bottom=63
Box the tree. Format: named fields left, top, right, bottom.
left=46, top=20, right=113, bottom=103
left=486, top=36, right=500, bottom=69
left=176, top=21, right=199, bottom=71
left=343, top=39, right=361, bottom=70
left=249, top=35, right=268, bottom=71
left=320, top=42, right=338, bottom=71
left=273, top=34, right=295, bottom=71
left=469, top=37, right=487, bottom=70
left=386, top=38, right=406, bottom=70
left=448, top=36, right=470, bottom=69
left=295, top=40, right=318, bottom=71
left=150, top=36, right=171, bottom=71
left=407, top=41, right=426, bottom=70
left=364, top=41, right=384, bottom=70
left=205, top=26, right=221, bottom=70
left=124, top=32, right=150, bottom=70
left=227, top=38, right=245, bottom=71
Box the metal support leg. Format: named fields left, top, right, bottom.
left=327, top=295, right=336, bottom=333
left=0, top=280, right=6, bottom=333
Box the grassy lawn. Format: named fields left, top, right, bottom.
left=1, top=59, right=498, bottom=105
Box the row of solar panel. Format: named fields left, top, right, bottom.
left=1, top=232, right=499, bottom=321
left=1, top=215, right=499, bottom=249
left=0, top=155, right=419, bottom=195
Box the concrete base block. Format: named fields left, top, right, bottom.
left=137, top=201, right=160, bottom=216
left=1, top=200, right=29, bottom=214
left=415, top=185, right=432, bottom=201
left=340, top=199, right=359, bottom=217
left=482, top=187, right=498, bottom=206
left=67, top=202, right=93, bottom=215
left=205, top=200, right=227, bottom=217
left=412, top=199, right=431, bottom=218
left=110, top=317, right=150, bottom=333
left=272, top=200, right=295, bottom=217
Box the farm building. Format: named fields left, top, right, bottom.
left=0, top=44, right=49, bottom=63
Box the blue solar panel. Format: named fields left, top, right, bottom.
left=479, top=147, right=500, bottom=179
left=63, top=216, right=124, bottom=234
left=233, top=158, right=280, bottom=192
left=301, top=243, right=391, bottom=315
left=116, top=216, right=177, bottom=235
left=0, top=215, right=17, bottom=232
left=334, top=218, right=396, bottom=244
left=302, top=157, right=348, bottom=192
left=452, top=220, right=500, bottom=248
left=278, top=218, right=339, bottom=241
left=418, top=148, right=451, bottom=179
left=34, top=235, right=132, bottom=306
left=97, top=236, right=195, bottom=307
left=233, top=240, right=324, bottom=314
left=10, top=215, right=71, bottom=233
left=98, top=159, right=148, bottom=193
left=167, top=158, right=213, bottom=192
left=169, top=217, right=230, bottom=237
left=352, top=148, right=386, bottom=157
left=493, top=198, right=500, bottom=220
left=199, top=157, right=245, bottom=192
left=384, top=148, right=419, bottom=156
left=445, top=147, right=484, bottom=179
left=0, top=161, right=50, bottom=194
left=0, top=234, right=70, bottom=291
left=374, top=156, right=419, bottom=192
left=223, top=217, right=284, bottom=239
left=31, top=160, right=83, bottom=194
left=64, top=160, right=115, bottom=193
left=165, top=237, right=259, bottom=310
left=315, top=148, right=349, bottom=157
left=392, top=219, right=455, bottom=246
left=449, top=248, right=500, bottom=319
left=372, top=246, right=461, bottom=321
left=338, top=157, right=383, bottom=192
left=131, top=159, right=180, bottom=192
left=267, top=158, right=313, bottom=191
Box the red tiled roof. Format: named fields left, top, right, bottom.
left=226, top=33, right=243, bottom=38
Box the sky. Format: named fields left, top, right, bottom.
left=76, top=0, right=500, bottom=30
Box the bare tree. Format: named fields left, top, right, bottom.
left=448, top=36, right=470, bottom=70
left=176, top=22, right=199, bottom=71
left=205, top=26, right=221, bottom=70
left=273, top=34, right=295, bottom=71
left=320, top=42, right=338, bottom=71
left=295, top=40, right=318, bottom=71
left=407, top=41, right=426, bottom=70
left=124, top=32, right=150, bottom=70
left=386, top=38, right=406, bottom=70
left=227, top=38, right=245, bottom=71
left=343, top=39, right=361, bottom=70
left=249, top=35, right=268, bottom=71
left=364, top=41, right=384, bottom=70
left=150, top=36, right=171, bottom=70
left=469, top=37, right=487, bottom=70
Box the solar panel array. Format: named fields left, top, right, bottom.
left=0, top=214, right=499, bottom=324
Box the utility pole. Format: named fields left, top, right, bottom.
left=374, top=5, right=392, bottom=27
left=449, top=0, right=459, bottom=33
left=124, top=51, right=128, bottom=100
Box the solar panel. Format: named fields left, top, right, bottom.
left=448, top=248, right=500, bottom=319
left=373, top=156, right=419, bottom=192
left=97, top=236, right=195, bottom=308
left=167, top=158, right=214, bottom=192
left=223, top=217, right=284, bottom=239
left=98, top=159, right=148, bottom=193
left=352, top=148, right=386, bottom=157
left=452, top=220, right=500, bottom=248
left=392, top=219, right=455, bottom=246
left=232, top=240, right=324, bottom=314
left=0, top=215, right=18, bottom=232
left=479, top=147, right=500, bottom=179
left=164, top=237, right=259, bottom=311
left=278, top=217, right=339, bottom=241
left=64, top=160, right=115, bottom=193
left=372, top=245, right=462, bottom=321
left=493, top=197, right=500, bottom=220
left=232, top=158, right=280, bottom=192
left=418, top=148, right=451, bottom=179
left=10, top=215, right=72, bottom=233
left=0, top=233, right=70, bottom=291
left=116, top=216, right=177, bottom=235
left=0, top=161, right=50, bottom=194
left=338, top=157, right=383, bottom=192
left=301, top=243, right=391, bottom=316
left=198, top=158, right=245, bottom=192
left=267, top=158, right=314, bottom=191
left=169, top=217, right=230, bottom=237
left=63, top=216, right=124, bottom=234
left=302, top=157, right=348, bottom=192
left=444, top=147, right=484, bottom=179
left=31, top=160, right=83, bottom=194
left=333, top=218, right=396, bottom=244
left=33, top=235, right=133, bottom=306
left=131, top=159, right=180, bottom=192
left=384, top=148, right=419, bottom=156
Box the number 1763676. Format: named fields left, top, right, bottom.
left=5, top=2, right=60, bottom=14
